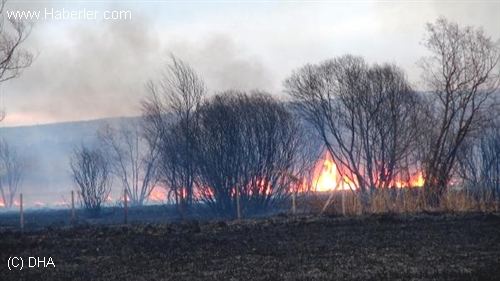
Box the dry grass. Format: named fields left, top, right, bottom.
left=296, top=187, right=500, bottom=215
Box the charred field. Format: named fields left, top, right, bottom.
left=1, top=211, right=500, bottom=281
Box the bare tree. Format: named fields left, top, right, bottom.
left=0, top=138, right=24, bottom=208
left=0, top=0, right=32, bottom=83
left=194, top=91, right=299, bottom=217
left=142, top=82, right=183, bottom=209
left=284, top=55, right=424, bottom=211
left=0, top=0, right=33, bottom=121
left=288, top=103, right=324, bottom=193
left=141, top=55, right=206, bottom=216
left=364, top=64, right=426, bottom=189
left=419, top=17, right=500, bottom=206
left=456, top=116, right=500, bottom=208
left=70, top=144, right=112, bottom=217
left=97, top=120, right=161, bottom=207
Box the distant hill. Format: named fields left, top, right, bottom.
left=0, top=116, right=140, bottom=208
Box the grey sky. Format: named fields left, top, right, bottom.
left=1, top=0, right=499, bottom=126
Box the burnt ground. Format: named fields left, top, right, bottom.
left=1, top=212, right=499, bottom=281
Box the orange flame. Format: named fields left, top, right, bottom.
left=311, top=153, right=357, bottom=192
left=196, top=186, right=214, bottom=199
left=33, top=201, right=45, bottom=207
left=309, top=151, right=424, bottom=192
left=412, top=172, right=425, bottom=187
left=149, top=187, right=167, bottom=202
left=0, top=201, right=5, bottom=208
left=178, top=187, right=187, bottom=199
left=313, top=159, right=338, bottom=191
left=53, top=201, right=68, bottom=207
left=250, top=178, right=272, bottom=196
left=387, top=171, right=425, bottom=188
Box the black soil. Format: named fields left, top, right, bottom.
left=1, top=212, right=499, bottom=280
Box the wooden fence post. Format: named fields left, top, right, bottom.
left=71, top=190, right=76, bottom=222
left=20, top=193, right=24, bottom=232
left=236, top=187, right=241, bottom=221
left=179, top=188, right=184, bottom=219
left=123, top=188, right=128, bottom=224
left=342, top=187, right=346, bottom=216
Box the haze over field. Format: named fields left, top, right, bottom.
left=1, top=0, right=499, bottom=127
left=0, top=117, right=134, bottom=207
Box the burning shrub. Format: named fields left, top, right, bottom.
left=285, top=55, right=426, bottom=211
left=141, top=55, right=207, bottom=217
left=194, top=91, right=299, bottom=217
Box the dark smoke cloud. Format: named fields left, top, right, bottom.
left=3, top=1, right=496, bottom=126
left=2, top=6, right=161, bottom=124
left=167, top=34, right=275, bottom=93
left=1, top=3, right=274, bottom=126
